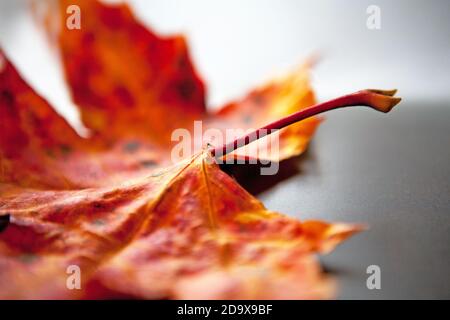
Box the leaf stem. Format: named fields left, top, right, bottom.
left=210, top=89, right=401, bottom=157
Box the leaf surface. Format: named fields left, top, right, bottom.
left=0, top=0, right=362, bottom=299
left=0, top=146, right=361, bottom=299
left=52, top=0, right=320, bottom=162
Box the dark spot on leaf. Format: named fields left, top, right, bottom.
left=123, top=141, right=140, bottom=153
left=19, top=253, right=37, bottom=264
left=242, top=115, right=253, bottom=124
left=93, top=202, right=104, bottom=209
left=82, top=32, right=95, bottom=46
left=177, top=55, right=188, bottom=69
left=52, top=206, right=63, bottom=214
left=251, top=94, right=265, bottom=106
left=114, top=85, right=135, bottom=108
left=0, top=90, right=14, bottom=107
left=60, top=144, right=72, bottom=155
left=177, top=79, right=196, bottom=101
left=92, top=219, right=106, bottom=226
left=0, top=214, right=10, bottom=233
left=45, top=149, right=55, bottom=158
left=140, top=159, right=157, bottom=167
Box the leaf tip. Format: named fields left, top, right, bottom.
left=363, top=89, right=402, bottom=113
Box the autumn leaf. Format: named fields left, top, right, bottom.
left=0, top=0, right=400, bottom=299
left=0, top=145, right=362, bottom=299
left=48, top=0, right=320, bottom=166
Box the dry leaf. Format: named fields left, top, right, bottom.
left=0, top=0, right=400, bottom=299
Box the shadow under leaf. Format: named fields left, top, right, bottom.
left=220, top=143, right=318, bottom=196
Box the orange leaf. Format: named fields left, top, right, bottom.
left=0, top=146, right=363, bottom=299
left=50, top=0, right=320, bottom=162
left=0, top=0, right=399, bottom=299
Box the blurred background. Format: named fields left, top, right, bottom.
left=1, top=0, right=450, bottom=115
left=1, top=0, right=449, bottom=299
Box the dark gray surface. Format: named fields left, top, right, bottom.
left=257, top=101, right=450, bottom=299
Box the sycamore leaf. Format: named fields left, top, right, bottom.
left=48, top=0, right=320, bottom=164
left=0, top=139, right=362, bottom=298
left=1, top=0, right=319, bottom=191
left=0, top=0, right=402, bottom=299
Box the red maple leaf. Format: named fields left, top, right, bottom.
left=0, top=0, right=400, bottom=299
